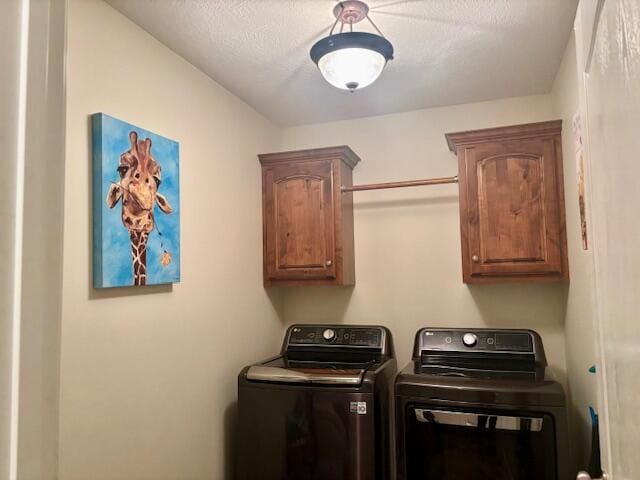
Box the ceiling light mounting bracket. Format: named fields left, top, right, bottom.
left=333, top=1, right=369, bottom=26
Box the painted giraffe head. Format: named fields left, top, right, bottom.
left=106, top=131, right=173, bottom=285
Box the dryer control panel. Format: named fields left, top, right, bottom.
left=415, top=328, right=546, bottom=366
left=286, top=325, right=386, bottom=350
left=421, top=329, right=533, bottom=353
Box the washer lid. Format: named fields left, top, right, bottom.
left=245, top=356, right=381, bottom=386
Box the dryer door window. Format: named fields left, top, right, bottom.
left=404, top=406, right=557, bottom=480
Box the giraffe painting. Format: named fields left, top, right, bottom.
left=93, top=113, right=180, bottom=288
left=106, top=130, right=173, bottom=285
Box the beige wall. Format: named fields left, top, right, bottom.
left=278, top=95, right=569, bottom=380
left=0, top=1, right=23, bottom=475
left=1, top=0, right=67, bottom=478
left=551, top=31, right=598, bottom=471
left=60, top=1, right=283, bottom=478
left=17, top=0, right=67, bottom=478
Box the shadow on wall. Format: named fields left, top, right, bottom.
left=224, top=401, right=238, bottom=480
left=467, top=282, right=569, bottom=383
left=265, top=286, right=287, bottom=325
left=353, top=195, right=460, bottom=211
left=281, top=286, right=355, bottom=326
left=89, top=283, right=172, bottom=299
left=566, top=394, right=590, bottom=474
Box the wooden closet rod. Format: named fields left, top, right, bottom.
left=341, top=175, right=458, bottom=193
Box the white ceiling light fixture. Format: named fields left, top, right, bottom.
left=310, top=1, right=394, bottom=92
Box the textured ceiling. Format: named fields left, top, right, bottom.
left=105, top=0, right=578, bottom=127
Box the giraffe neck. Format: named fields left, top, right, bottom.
left=130, top=230, right=149, bottom=286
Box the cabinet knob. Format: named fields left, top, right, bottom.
left=472, top=255, right=479, bottom=263
left=326, top=260, right=333, bottom=266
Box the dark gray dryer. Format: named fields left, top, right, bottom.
left=395, top=327, right=570, bottom=480
left=237, top=324, right=396, bottom=480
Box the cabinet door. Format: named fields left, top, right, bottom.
left=264, top=160, right=336, bottom=281
left=462, top=138, right=564, bottom=280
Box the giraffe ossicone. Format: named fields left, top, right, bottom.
left=106, top=130, right=173, bottom=286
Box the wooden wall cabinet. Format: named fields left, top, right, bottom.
left=258, top=146, right=360, bottom=286
left=446, top=121, right=569, bottom=284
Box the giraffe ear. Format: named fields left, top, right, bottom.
left=155, top=192, right=173, bottom=214
left=129, top=131, right=138, bottom=151
left=106, top=184, right=123, bottom=208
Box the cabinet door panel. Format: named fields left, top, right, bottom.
left=265, top=161, right=336, bottom=280
left=275, top=177, right=326, bottom=269
left=478, top=154, right=545, bottom=263
left=465, top=138, right=563, bottom=278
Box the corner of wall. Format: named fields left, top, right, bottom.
left=550, top=24, right=599, bottom=473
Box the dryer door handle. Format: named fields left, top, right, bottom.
left=414, top=408, right=544, bottom=432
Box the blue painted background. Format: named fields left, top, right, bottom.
left=93, top=113, right=180, bottom=287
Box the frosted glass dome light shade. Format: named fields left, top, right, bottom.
left=318, top=48, right=386, bottom=90
left=310, top=32, right=394, bottom=91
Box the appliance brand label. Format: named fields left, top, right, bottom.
left=350, top=401, right=367, bottom=415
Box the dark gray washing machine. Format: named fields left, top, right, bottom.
left=395, top=327, right=570, bottom=480
left=237, top=324, right=396, bottom=480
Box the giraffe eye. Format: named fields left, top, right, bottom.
left=154, top=176, right=161, bottom=187
left=117, top=165, right=129, bottom=178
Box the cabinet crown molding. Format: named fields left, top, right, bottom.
left=445, top=120, right=563, bottom=154
left=258, top=145, right=361, bottom=170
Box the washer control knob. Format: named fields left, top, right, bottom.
left=462, top=333, right=478, bottom=347
left=323, top=329, right=336, bottom=341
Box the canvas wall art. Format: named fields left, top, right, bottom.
left=572, top=112, right=589, bottom=250
left=93, top=113, right=180, bottom=287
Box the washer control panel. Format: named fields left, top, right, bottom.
left=420, top=329, right=534, bottom=354
left=288, top=325, right=384, bottom=349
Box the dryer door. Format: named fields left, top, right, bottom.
left=404, top=405, right=558, bottom=480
